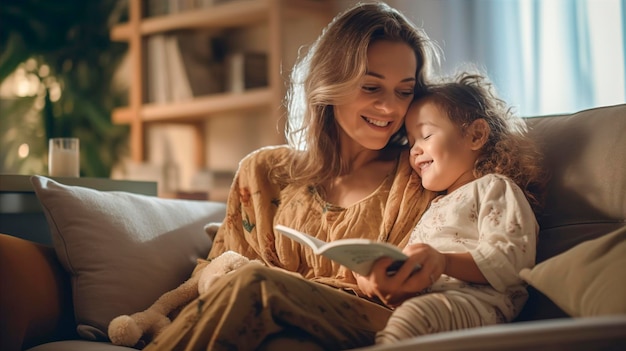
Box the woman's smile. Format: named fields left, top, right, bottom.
left=363, top=116, right=392, bottom=128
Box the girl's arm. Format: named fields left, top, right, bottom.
left=442, top=251, right=488, bottom=284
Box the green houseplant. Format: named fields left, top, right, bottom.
left=0, top=0, right=129, bottom=177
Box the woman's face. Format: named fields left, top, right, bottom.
left=334, top=40, right=417, bottom=153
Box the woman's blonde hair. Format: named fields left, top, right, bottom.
left=422, top=71, right=548, bottom=213
left=275, top=2, right=439, bottom=187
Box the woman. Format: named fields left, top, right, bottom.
left=145, top=2, right=440, bottom=350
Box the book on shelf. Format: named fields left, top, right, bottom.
left=145, top=0, right=236, bottom=17
left=144, top=30, right=268, bottom=103
left=146, top=0, right=197, bottom=16
left=145, top=33, right=198, bottom=104
left=164, top=34, right=193, bottom=102
left=225, top=52, right=268, bottom=93
left=146, top=0, right=169, bottom=17
left=176, top=31, right=226, bottom=96
left=274, top=224, right=422, bottom=276
left=146, top=34, right=170, bottom=103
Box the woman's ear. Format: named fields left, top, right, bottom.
left=468, top=119, right=490, bottom=150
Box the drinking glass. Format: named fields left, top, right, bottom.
left=48, top=138, right=80, bottom=177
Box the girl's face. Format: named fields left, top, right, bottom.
left=406, top=99, right=480, bottom=194
left=334, top=40, right=417, bottom=153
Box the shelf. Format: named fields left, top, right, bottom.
left=112, top=87, right=274, bottom=123
left=109, top=0, right=332, bottom=182
left=111, top=0, right=267, bottom=40
left=111, top=0, right=332, bottom=41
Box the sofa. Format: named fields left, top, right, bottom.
left=1, top=104, right=625, bottom=351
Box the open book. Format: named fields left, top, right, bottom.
left=275, top=224, right=421, bottom=276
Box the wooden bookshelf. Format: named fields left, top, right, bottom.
left=109, top=0, right=332, bottom=199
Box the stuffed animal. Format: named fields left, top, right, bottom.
left=107, top=250, right=259, bottom=348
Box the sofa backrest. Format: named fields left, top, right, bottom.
left=525, top=103, right=626, bottom=262
left=517, top=103, right=626, bottom=321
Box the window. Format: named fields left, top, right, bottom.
left=396, top=0, right=626, bottom=116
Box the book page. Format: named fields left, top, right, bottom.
left=274, top=225, right=328, bottom=251
left=275, top=225, right=409, bottom=276
left=321, top=241, right=408, bottom=276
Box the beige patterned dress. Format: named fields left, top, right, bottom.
left=144, top=145, right=434, bottom=351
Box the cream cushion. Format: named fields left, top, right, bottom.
left=30, top=176, right=226, bottom=341
left=520, top=226, right=626, bottom=317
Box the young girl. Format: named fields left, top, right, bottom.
left=357, top=71, right=547, bottom=343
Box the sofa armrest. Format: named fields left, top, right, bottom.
left=0, top=233, right=78, bottom=351
left=353, top=315, right=626, bottom=351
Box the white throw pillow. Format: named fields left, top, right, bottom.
left=31, top=175, right=226, bottom=341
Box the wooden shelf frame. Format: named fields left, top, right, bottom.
left=111, top=0, right=268, bottom=40
left=112, top=88, right=274, bottom=123
left=111, top=0, right=331, bottom=40
left=110, top=0, right=332, bottom=166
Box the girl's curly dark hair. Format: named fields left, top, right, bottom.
left=422, top=71, right=548, bottom=214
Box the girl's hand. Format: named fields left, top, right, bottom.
left=354, top=243, right=447, bottom=308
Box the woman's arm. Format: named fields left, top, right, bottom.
left=209, top=146, right=290, bottom=264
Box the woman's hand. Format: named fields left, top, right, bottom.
left=354, top=243, right=447, bottom=308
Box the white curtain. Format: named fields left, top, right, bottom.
left=392, top=0, right=626, bottom=116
